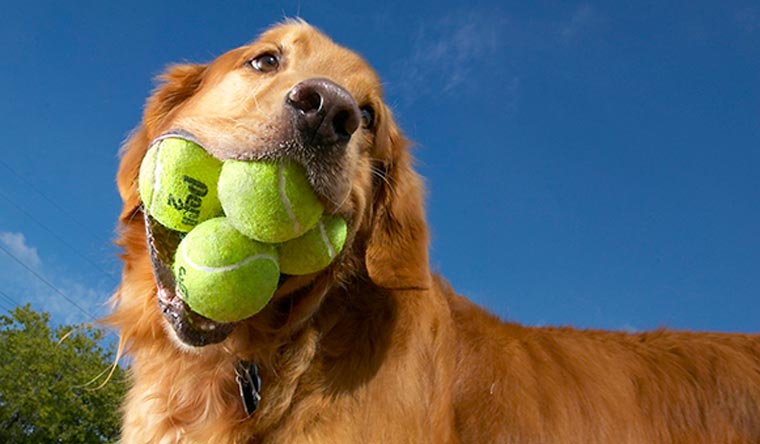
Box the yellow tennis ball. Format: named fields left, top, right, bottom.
left=279, top=214, right=347, bottom=275
left=173, top=217, right=280, bottom=323
left=217, top=161, right=324, bottom=243
left=138, top=137, right=223, bottom=232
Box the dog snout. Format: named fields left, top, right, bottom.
left=286, top=78, right=361, bottom=146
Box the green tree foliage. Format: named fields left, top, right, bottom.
left=0, top=305, right=126, bottom=443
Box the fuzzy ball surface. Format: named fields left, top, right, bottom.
left=279, top=214, right=347, bottom=275
left=138, top=137, right=223, bottom=232
left=173, top=217, right=280, bottom=323
left=218, top=160, right=324, bottom=243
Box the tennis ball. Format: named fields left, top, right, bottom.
left=138, top=137, right=223, bottom=232
left=173, top=217, right=280, bottom=323
left=218, top=160, right=324, bottom=243
left=279, top=214, right=347, bottom=275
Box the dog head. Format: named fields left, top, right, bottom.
left=114, top=20, right=431, bottom=349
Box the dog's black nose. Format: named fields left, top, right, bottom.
left=286, top=78, right=361, bottom=145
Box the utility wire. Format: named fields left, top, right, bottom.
left=0, top=158, right=115, bottom=247
left=0, top=295, right=13, bottom=312
left=0, top=288, right=21, bottom=308
left=0, top=189, right=120, bottom=283
left=0, top=243, right=97, bottom=321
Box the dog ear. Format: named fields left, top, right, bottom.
left=365, top=107, right=432, bottom=290
left=116, top=63, right=207, bottom=223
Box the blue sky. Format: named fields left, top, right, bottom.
left=0, top=1, right=758, bottom=332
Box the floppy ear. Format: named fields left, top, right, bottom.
left=116, top=63, right=207, bottom=223
left=365, top=108, right=432, bottom=290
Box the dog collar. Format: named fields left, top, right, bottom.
left=235, top=361, right=262, bottom=416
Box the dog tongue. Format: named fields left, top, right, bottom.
left=145, top=212, right=236, bottom=346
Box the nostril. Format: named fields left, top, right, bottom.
left=287, top=78, right=361, bottom=144
left=332, top=110, right=352, bottom=139
left=287, top=87, right=323, bottom=114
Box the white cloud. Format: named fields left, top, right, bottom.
left=395, top=10, right=513, bottom=101
left=0, top=231, right=41, bottom=269
left=560, top=3, right=602, bottom=40
left=621, top=323, right=639, bottom=333
left=391, top=5, right=607, bottom=105
left=0, top=230, right=108, bottom=325
left=735, top=7, right=760, bottom=33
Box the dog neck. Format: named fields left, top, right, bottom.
left=227, top=275, right=403, bottom=437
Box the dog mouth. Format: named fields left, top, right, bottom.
left=145, top=213, right=241, bottom=346
left=143, top=129, right=352, bottom=347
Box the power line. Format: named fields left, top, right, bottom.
left=0, top=288, right=21, bottom=308
left=0, top=292, right=13, bottom=312
left=0, top=189, right=120, bottom=283
left=0, top=158, right=115, bottom=246
left=0, top=242, right=96, bottom=321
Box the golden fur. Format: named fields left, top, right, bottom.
left=110, top=21, right=760, bottom=443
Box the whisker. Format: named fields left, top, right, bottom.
left=251, top=92, right=264, bottom=115
left=334, top=188, right=352, bottom=211
left=370, top=165, right=394, bottom=193
left=320, top=188, right=345, bottom=210
left=237, top=82, right=265, bottom=114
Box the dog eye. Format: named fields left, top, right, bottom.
left=250, top=53, right=280, bottom=73
left=360, top=106, right=375, bottom=129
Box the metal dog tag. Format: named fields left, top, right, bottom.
left=236, top=361, right=262, bottom=417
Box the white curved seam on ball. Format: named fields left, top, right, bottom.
left=150, top=139, right=164, bottom=212
left=278, top=163, right=301, bottom=233
left=181, top=243, right=277, bottom=273
left=318, top=221, right=336, bottom=258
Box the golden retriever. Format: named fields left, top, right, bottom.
left=110, top=20, right=760, bottom=443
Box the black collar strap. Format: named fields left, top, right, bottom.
left=235, top=361, right=262, bottom=416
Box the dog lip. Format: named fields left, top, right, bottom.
left=145, top=212, right=236, bottom=347
left=157, top=124, right=352, bottom=214
left=153, top=129, right=207, bottom=149
left=157, top=292, right=236, bottom=347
